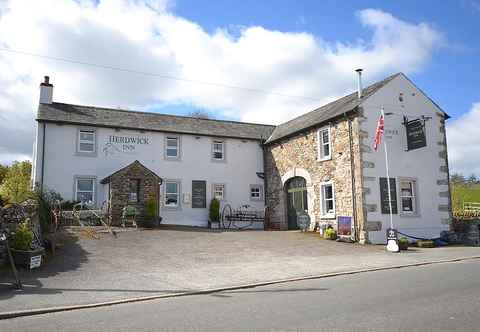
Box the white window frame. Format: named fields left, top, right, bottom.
left=212, top=183, right=226, bottom=201
left=77, top=129, right=96, bottom=154
left=317, top=126, right=331, bottom=161
left=250, top=184, right=263, bottom=201
left=74, top=177, right=96, bottom=205
left=212, top=140, right=225, bottom=161
left=399, top=178, right=419, bottom=216
left=320, top=181, right=335, bottom=218
left=165, top=135, right=180, bottom=160
left=164, top=180, right=181, bottom=209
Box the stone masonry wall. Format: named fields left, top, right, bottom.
left=108, top=162, right=159, bottom=225
left=264, top=116, right=365, bottom=234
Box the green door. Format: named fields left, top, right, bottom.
left=286, top=177, right=308, bottom=230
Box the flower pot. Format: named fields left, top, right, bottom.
left=398, top=241, right=409, bottom=250
left=210, top=221, right=220, bottom=229
left=11, top=247, right=45, bottom=268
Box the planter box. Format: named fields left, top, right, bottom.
left=210, top=222, right=220, bottom=229
left=398, top=241, right=409, bottom=250
left=11, top=247, right=45, bottom=269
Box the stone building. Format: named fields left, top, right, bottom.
left=264, top=72, right=452, bottom=244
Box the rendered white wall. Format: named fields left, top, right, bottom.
left=360, top=74, right=450, bottom=244
left=38, top=124, right=266, bottom=227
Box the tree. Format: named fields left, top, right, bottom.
left=467, top=174, right=478, bottom=184
left=450, top=173, right=465, bottom=184
left=0, top=160, right=32, bottom=203
left=0, top=164, right=8, bottom=184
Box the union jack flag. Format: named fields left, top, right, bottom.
left=373, top=113, right=384, bottom=152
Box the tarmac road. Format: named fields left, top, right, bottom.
left=1, top=259, right=479, bottom=331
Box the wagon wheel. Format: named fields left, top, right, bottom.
left=221, top=204, right=232, bottom=229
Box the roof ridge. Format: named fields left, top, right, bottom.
left=50, top=102, right=276, bottom=128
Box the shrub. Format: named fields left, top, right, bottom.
left=0, top=193, right=4, bottom=207
left=36, top=189, right=63, bottom=233
left=145, top=198, right=157, bottom=220
left=209, top=198, right=220, bottom=222
left=324, top=228, right=337, bottom=240
left=11, top=221, right=34, bottom=251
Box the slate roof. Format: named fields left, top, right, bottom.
left=100, top=160, right=160, bottom=184
left=265, top=73, right=402, bottom=144
left=37, top=102, right=276, bottom=141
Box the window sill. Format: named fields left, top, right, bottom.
left=320, top=214, right=336, bottom=219
left=399, top=212, right=421, bottom=218
left=75, top=151, right=97, bottom=157
left=211, top=158, right=226, bottom=163
left=165, top=157, right=181, bottom=161
left=163, top=205, right=181, bottom=211
left=317, top=156, right=332, bottom=162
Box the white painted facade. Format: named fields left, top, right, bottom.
left=32, top=122, right=266, bottom=228
left=360, top=74, right=451, bottom=243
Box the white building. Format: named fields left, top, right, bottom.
left=31, top=72, right=453, bottom=243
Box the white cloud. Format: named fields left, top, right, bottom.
left=0, top=1, right=443, bottom=163
left=447, top=103, right=480, bottom=175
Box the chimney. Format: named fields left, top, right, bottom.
left=39, top=76, right=53, bottom=104
left=355, top=68, right=363, bottom=99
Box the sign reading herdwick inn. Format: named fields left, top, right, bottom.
left=103, top=135, right=150, bottom=155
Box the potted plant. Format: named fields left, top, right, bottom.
left=10, top=221, right=45, bottom=268
left=324, top=227, right=337, bottom=240
left=209, top=198, right=220, bottom=229
left=398, top=237, right=409, bottom=250
left=142, top=197, right=160, bottom=228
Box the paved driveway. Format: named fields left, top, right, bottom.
left=1, top=226, right=480, bottom=313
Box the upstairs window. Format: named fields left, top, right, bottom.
left=320, top=182, right=335, bottom=218
left=75, top=177, right=95, bottom=204
left=212, top=140, right=225, bottom=161
left=400, top=179, right=417, bottom=214
left=317, top=126, right=331, bottom=161
left=165, top=136, right=179, bottom=159
left=78, top=129, right=96, bottom=153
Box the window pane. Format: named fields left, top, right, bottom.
left=79, top=143, right=94, bottom=152
left=213, top=151, right=223, bottom=159
left=326, top=199, right=334, bottom=212
left=77, top=179, right=93, bottom=191
left=402, top=198, right=413, bottom=211
left=166, top=148, right=178, bottom=157
left=167, top=138, right=178, bottom=147
left=80, top=131, right=94, bottom=142
left=77, top=192, right=93, bottom=203
left=322, top=130, right=329, bottom=143
left=324, top=185, right=333, bottom=199
left=165, top=194, right=178, bottom=206
left=323, top=144, right=330, bottom=157
left=166, top=182, right=178, bottom=194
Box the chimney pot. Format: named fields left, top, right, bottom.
left=39, top=75, right=53, bottom=104
left=355, top=68, right=363, bottom=99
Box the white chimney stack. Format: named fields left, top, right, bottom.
left=355, top=68, right=363, bottom=99
left=39, top=76, right=53, bottom=104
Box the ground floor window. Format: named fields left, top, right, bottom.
left=400, top=179, right=417, bottom=214
left=128, top=179, right=141, bottom=203
left=250, top=184, right=263, bottom=201
left=75, top=177, right=95, bottom=204
left=213, top=183, right=225, bottom=200
left=320, top=182, right=335, bottom=218
left=165, top=181, right=180, bottom=207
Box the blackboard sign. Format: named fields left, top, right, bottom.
left=379, top=177, right=398, bottom=214
left=337, top=216, right=352, bottom=236
left=406, top=119, right=426, bottom=151
left=192, top=180, right=206, bottom=208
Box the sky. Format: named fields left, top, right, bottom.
left=0, top=0, right=478, bottom=175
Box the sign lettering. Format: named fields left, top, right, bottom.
left=379, top=177, right=398, bottom=214
left=192, top=180, right=206, bottom=208
left=406, top=119, right=427, bottom=151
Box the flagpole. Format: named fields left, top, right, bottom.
left=381, top=108, right=394, bottom=229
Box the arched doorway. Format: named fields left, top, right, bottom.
left=285, top=176, right=308, bottom=230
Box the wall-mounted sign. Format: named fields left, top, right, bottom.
left=379, top=177, right=398, bottom=214
left=192, top=180, right=206, bottom=208
left=103, top=135, right=150, bottom=156
left=405, top=119, right=426, bottom=151
left=337, top=216, right=352, bottom=236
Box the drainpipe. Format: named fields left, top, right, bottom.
left=346, top=112, right=358, bottom=241
left=261, top=139, right=269, bottom=229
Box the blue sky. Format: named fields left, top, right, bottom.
left=173, top=0, right=479, bottom=121
left=0, top=0, right=478, bottom=173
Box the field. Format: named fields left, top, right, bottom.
left=452, top=183, right=480, bottom=219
